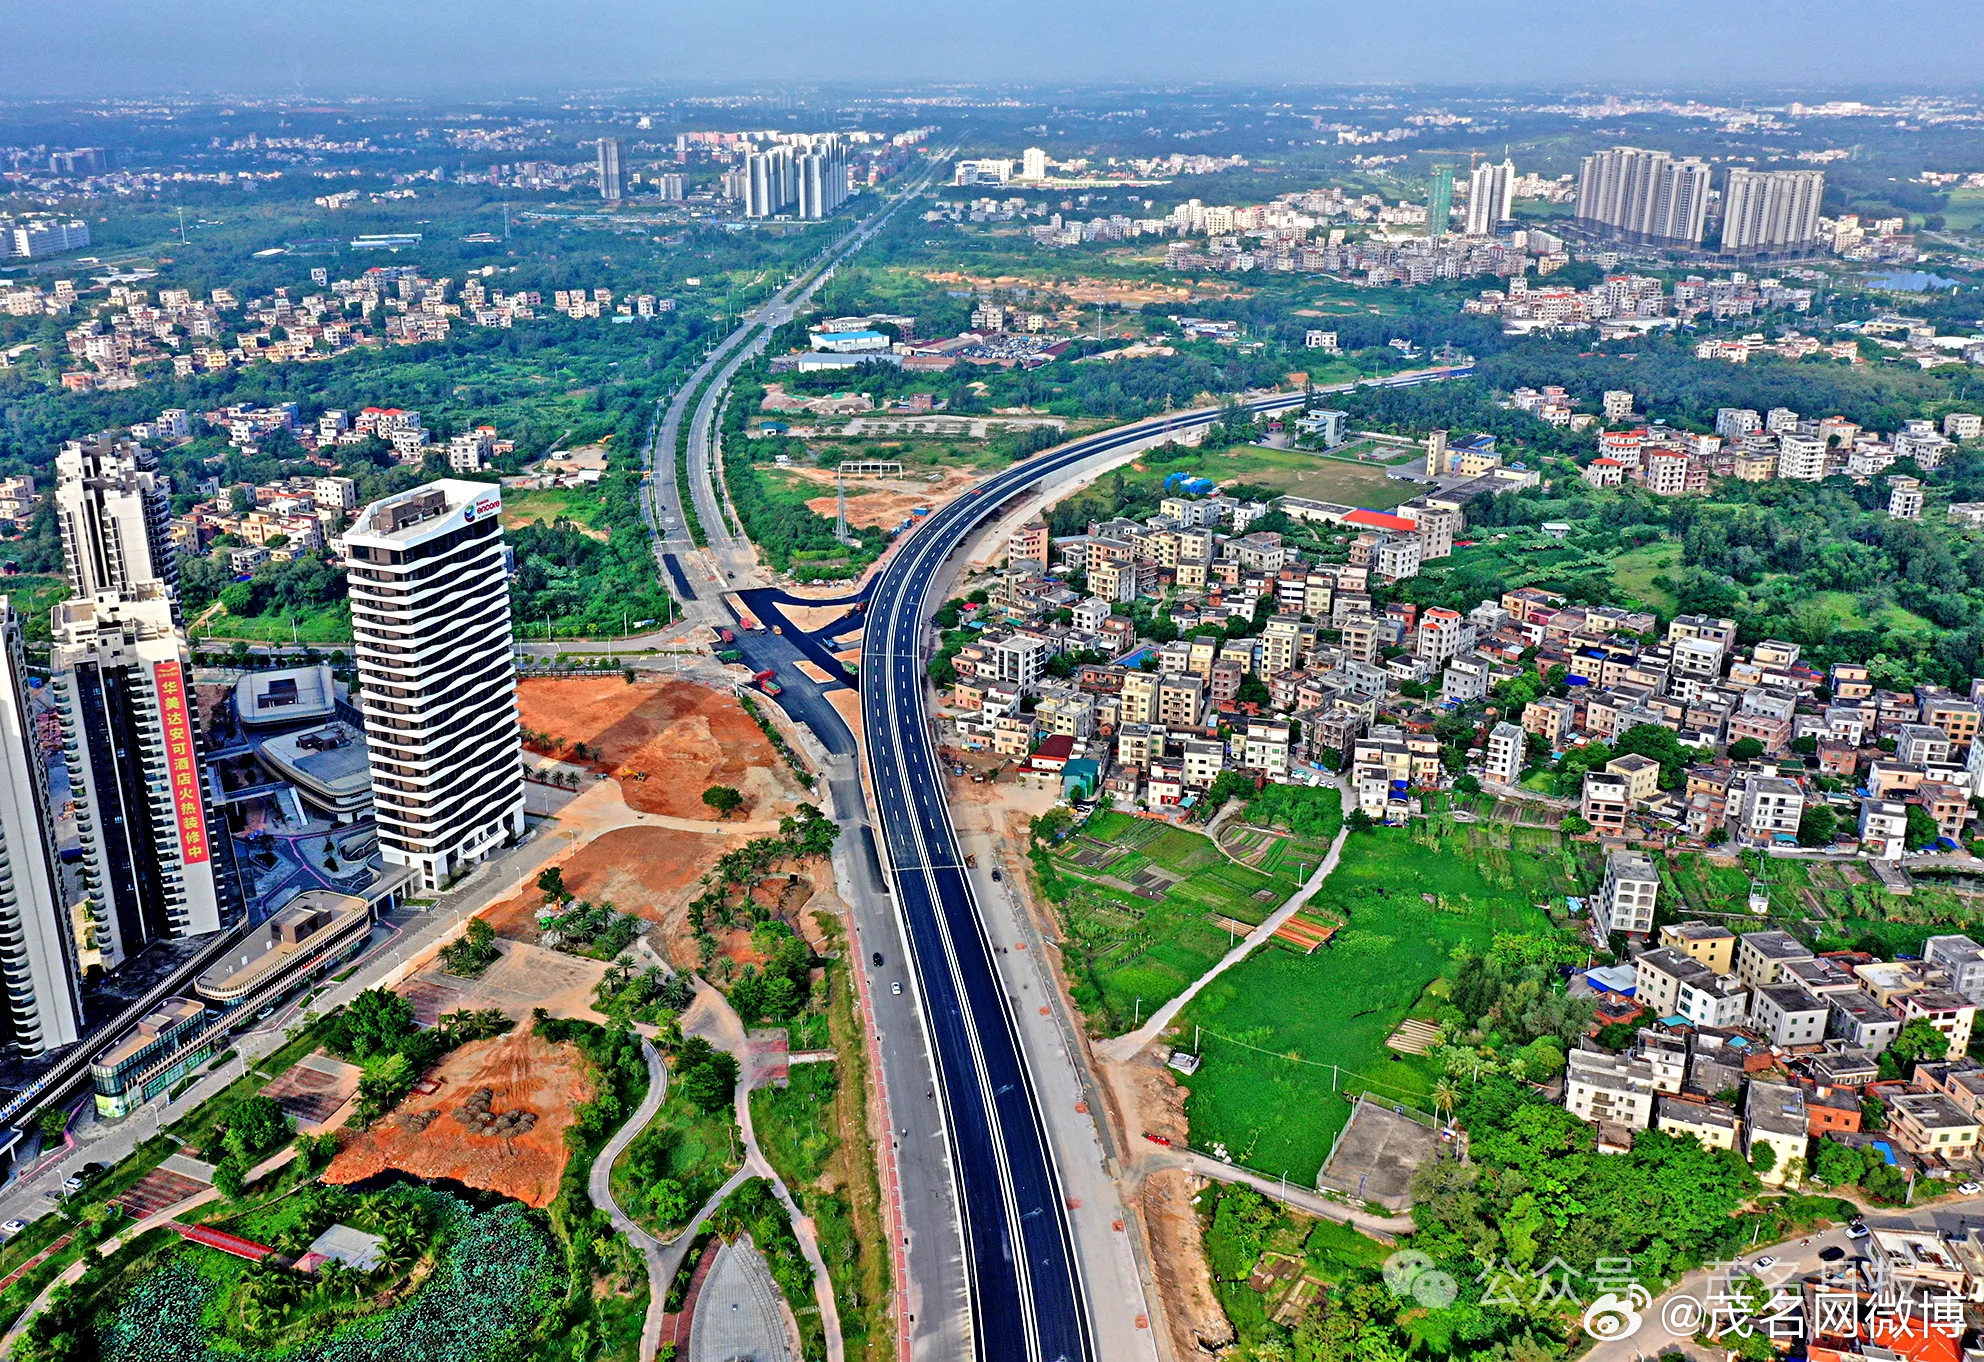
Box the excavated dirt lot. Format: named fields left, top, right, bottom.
left=788, top=465, right=981, bottom=531
left=483, top=824, right=751, bottom=944
left=517, top=677, right=797, bottom=819
left=1143, top=1168, right=1234, bottom=1357
left=324, top=1028, right=594, bottom=1209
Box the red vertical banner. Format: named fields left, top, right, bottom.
left=153, top=659, right=210, bottom=865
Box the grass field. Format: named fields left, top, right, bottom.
left=1173, top=821, right=1579, bottom=1183
left=0, top=574, right=69, bottom=643
left=1944, top=188, right=1984, bottom=233
left=196, top=601, right=354, bottom=645
left=1037, top=811, right=1300, bottom=1035
left=610, top=1085, right=742, bottom=1239
left=501, top=485, right=611, bottom=532
left=1609, top=540, right=1681, bottom=615
left=1170, top=444, right=1416, bottom=509
left=1802, top=590, right=1936, bottom=638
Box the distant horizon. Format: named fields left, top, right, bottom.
left=2, top=0, right=1981, bottom=101
left=12, top=80, right=1984, bottom=106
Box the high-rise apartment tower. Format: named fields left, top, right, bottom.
left=51, top=585, right=240, bottom=967
left=1464, top=158, right=1516, bottom=236
left=597, top=137, right=626, bottom=202
left=1426, top=165, right=1454, bottom=238
left=345, top=481, right=524, bottom=890
left=1720, top=168, right=1826, bottom=257
left=0, top=599, right=83, bottom=1053
left=54, top=435, right=176, bottom=602
left=1575, top=147, right=1713, bottom=247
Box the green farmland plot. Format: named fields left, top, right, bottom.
left=1035, top=812, right=1300, bottom=1035
left=1173, top=824, right=1565, bottom=1184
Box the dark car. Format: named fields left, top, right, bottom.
left=1819, top=1246, right=1845, bottom=1262
left=871, top=952, right=884, bottom=967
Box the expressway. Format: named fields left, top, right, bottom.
left=645, top=166, right=1474, bottom=1358
left=860, top=367, right=1470, bottom=1361
left=643, top=150, right=953, bottom=601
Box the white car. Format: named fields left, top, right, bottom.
left=60, top=1175, right=82, bottom=1194
left=890, top=981, right=903, bottom=996
left=1847, top=1222, right=1870, bottom=1239
left=0, top=1219, right=25, bottom=1237
left=1961, top=1182, right=1982, bottom=1196
left=1752, top=1256, right=1775, bottom=1271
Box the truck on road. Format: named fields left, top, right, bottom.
left=751, top=669, right=783, bottom=697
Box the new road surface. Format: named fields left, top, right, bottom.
left=858, top=368, right=1468, bottom=1361
left=642, top=151, right=952, bottom=599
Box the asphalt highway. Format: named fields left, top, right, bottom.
left=643, top=151, right=953, bottom=595
left=860, top=367, right=1473, bottom=1361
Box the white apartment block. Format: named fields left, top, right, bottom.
left=1564, top=1047, right=1657, bottom=1130
left=1775, top=433, right=1827, bottom=481
left=1888, top=477, right=1924, bottom=521
left=1744, top=1081, right=1810, bottom=1185
left=0, top=599, right=83, bottom=1052
left=1750, top=982, right=1829, bottom=1048
left=1738, top=775, right=1803, bottom=844
left=1484, top=721, right=1524, bottom=785
left=346, top=481, right=525, bottom=890
left=1242, top=722, right=1291, bottom=779
left=1593, top=850, right=1660, bottom=938
left=55, top=435, right=177, bottom=601
left=991, top=634, right=1049, bottom=689
left=1925, top=935, right=1984, bottom=1006
left=1374, top=535, right=1422, bottom=583
left=1634, top=946, right=1750, bottom=1029
left=1735, top=930, right=1814, bottom=992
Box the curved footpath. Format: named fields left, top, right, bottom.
left=590, top=1035, right=669, bottom=1362
left=1098, top=777, right=1352, bottom=1063
left=596, top=981, right=844, bottom=1362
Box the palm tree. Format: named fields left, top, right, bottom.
left=1431, top=1080, right=1458, bottom=1126
left=238, top=1284, right=272, bottom=1336
left=376, top=1228, right=418, bottom=1279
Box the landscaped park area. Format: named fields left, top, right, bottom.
left=0, top=671, right=874, bottom=1362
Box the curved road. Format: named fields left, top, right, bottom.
left=860, top=370, right=1472, bottom=1361
left=644, top=185, right=1477, bottom=1357
left=644, top=151, right=953, bottom=599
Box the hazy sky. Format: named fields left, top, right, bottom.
left=2, top=0, right=1977, bottom=98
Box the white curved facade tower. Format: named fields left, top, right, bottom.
left=345, top=480, right=523, bottom=890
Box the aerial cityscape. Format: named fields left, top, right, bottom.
left=4, top=5, right=1984, bottom=1361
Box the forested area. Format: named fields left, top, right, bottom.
left=722, top=376, right=889, bottom=579
left=0, top=309, right=708, bottom=475
left=506, top=396, right=675, bottom=635
left=1338, top=336, right=1984, bottom=440
left=1376, top=447, right=1984, bottom=689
